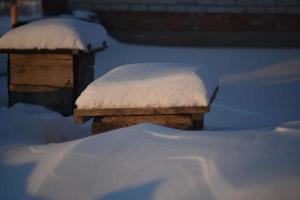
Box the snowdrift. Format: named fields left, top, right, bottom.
left=1, top=113, right=300, bottom=200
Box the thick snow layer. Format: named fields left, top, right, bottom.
left=76, top=63, right=218, bottom=109
left=1, top=115, right=300, bottom=200
left=0, top=18, right=107, bottom=52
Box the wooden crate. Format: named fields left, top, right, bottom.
left=5, top=49, right=100, bottom=115
left=91, top=114, right=204, bottom=134
left=74, top=87, right=218, bottom=134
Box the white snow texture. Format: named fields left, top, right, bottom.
left=0, top=18, right=107, bottom=52
left=76, top=63, right=218, bottom=109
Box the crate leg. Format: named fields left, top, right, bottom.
left=191, top=114, right=204, bottom=130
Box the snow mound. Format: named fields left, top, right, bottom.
left=276, top=121, right=300, bottom=134
left=0, top=18, right=107, bottom=52
left=76, top=63, right=218, bottom=109
left=0, top=104, right=89, bottom=146
left=3, top=123, right=300, bottom=200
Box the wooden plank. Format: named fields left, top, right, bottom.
left=91, top=115, right=194, bottom=134
left=74, top=86, right=218, bottom=124
left=10, top=84, right=59, bottom=92
left=74, top=115, right=92, bottom=124
left=191, top=114, right=203, bottom=121
left=74, top=106, right=210, bottom=120
left=10, top=54, right=73, bottom=87
left=10, top=54, right=72, bottom=62
left=74, top=87, right=218, bottom=117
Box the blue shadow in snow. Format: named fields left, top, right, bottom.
left=99, top=179, right=163, bottom=200
left=0, top=162, right=43, bottom=200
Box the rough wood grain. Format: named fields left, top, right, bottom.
left=10, top=84, right=59, bottom=92
left=74, top=106, right=209, bottom=120
left=91, top=115, right=195, bottom=134
left=7, top=51, right=96, bottom=116
left=10, top=54, right=73, bottom=87
left=74, top=115, right=92, bottom=124
left=10, top=54, right=72, bottom=62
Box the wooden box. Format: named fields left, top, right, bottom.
left=74, top=87, right=218, bottom=134
left=6, top=49, right=98, bottom=115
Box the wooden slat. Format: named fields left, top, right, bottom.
left=92, top=115, right=194, bottom=134
left=74, top=115, right=92, bottom=124
left=191, top=114, right=204, bottom=121
left=10, top=84, right=59, bottom=92
left=10, top=54, right=72, bottom=62
left=75, top=106, right=209, bottom=117
left=74, top=85, right=218, bottom=124
left=10, top=54, right=73, bottom=87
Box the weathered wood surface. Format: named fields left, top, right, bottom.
left=91, top=114, right=202, bottom=134
left=10, top=2, right=18, bottom=27
left=74, top=106, right=209, bottom=124
left=8, top=52, right=95, bottom=116
left=74, top=81, right=217, bottom=133
left=9, top=84, right=60, bottom=92
left=74, top=86, right=219, bottom=123
left=10, top=54, right=73, bottom=88
left=74, top=115, right=92, bottom=124
left=75, top=86, right=218, bottom=133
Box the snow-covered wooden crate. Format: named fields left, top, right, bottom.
left=73, top=63, right=219, bottom=134
left=0, top=18, right=107, bottom=115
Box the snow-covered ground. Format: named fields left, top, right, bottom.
left=0, top=15, right=300, bottom=200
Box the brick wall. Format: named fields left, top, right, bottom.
left=69, top=0, right=300, bottom=14
left=69, top=0, right=300, bottom=46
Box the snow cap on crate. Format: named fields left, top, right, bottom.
left=76, top=63, right=218, bottom=109
left=0, top=18, right=107, bottom=52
